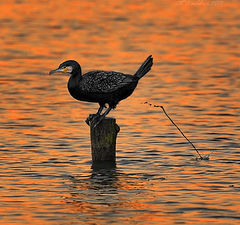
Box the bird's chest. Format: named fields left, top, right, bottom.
left=67, top=76, right=94, bottom=101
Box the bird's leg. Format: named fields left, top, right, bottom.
left=85, top=105, right=105, bottom=125
left=96, top=105, right=104, bottom=115
left=91, top=107, right=113, bottom=128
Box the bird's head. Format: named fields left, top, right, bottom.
left=49, top=60, right=81, bottom=76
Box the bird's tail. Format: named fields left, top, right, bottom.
left=134, top=55, right=153, bottom=79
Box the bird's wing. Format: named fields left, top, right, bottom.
left=82, top=71, right=135, bottom=93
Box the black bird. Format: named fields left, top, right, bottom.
left=49, top=55, right=153, bottom=127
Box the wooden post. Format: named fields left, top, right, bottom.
left=90, top=115, right=120, bottom=163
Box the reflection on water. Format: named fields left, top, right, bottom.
left=65, top=164, right=167, bottom=224
left=0, top=0, right=240, bottom=224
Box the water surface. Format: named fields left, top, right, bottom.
left=0, top=0, right=240, bottom=224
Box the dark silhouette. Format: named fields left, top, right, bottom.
left=50, top=55, right=153, bottom=127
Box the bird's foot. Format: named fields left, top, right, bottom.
left=85, top=114, right=106, bottom=128
left=85, top=114, right=100, bottom=126
left=86, top=107, right=112, bottom=128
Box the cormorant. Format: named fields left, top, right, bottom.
left=49, top=55, right=153, bottom=127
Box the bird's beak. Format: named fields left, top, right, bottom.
left=49, top=68, right=65, bottom=75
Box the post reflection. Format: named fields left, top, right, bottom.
left=65, top=162, right=120, bottom=210
left=64, top=162, right=157, bottom=223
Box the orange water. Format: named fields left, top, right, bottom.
left=0, top=0, right=240, bottom=224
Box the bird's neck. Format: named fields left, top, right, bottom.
left=69, top=70, right=82, bottom=86
left=69, top=70, right=82, bottom=85
left=72, top=67, right=82, bottom=77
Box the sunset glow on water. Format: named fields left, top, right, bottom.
left=0, top=0, right=239, bottom=224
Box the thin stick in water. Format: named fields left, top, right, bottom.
left=160, top=106, right=203, bottom=159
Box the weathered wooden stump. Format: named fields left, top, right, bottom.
left=90, top=115, right=120, bottom=164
